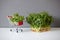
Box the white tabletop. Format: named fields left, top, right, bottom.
left=0, top=28, right=60, bottom=40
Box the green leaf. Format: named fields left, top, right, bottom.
left=10, top=13, right=24, bottom=22
left=26, top=11, right=54, bottom=28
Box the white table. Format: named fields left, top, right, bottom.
left=0, top=28, right=60, bottom=40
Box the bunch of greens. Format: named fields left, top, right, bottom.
left=26, top=11, right=53, bottom=28
left=10, top=13, right=24, bottom=22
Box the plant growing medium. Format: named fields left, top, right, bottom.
left=26, top=11, right=54, bottom=32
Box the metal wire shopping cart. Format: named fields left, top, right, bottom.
left=7, top=16, right=23, bottom=33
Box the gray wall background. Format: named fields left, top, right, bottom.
left=0, top=0, right=60, bottom=28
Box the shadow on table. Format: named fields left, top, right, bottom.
left=50, top=28, right=60, bottom=32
